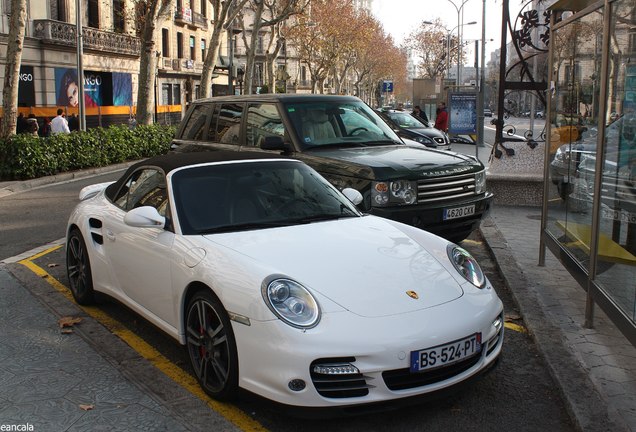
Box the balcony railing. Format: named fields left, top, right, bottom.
left=33, top=20, right=141, bottom=57
left=192, top=11, right=208, bottom=30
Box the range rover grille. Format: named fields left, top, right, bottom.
left=417, top=172, right=477, bottom=203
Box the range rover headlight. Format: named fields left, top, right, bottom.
left=447, top=244, right=486, bottom=288
left=475, top=170, right=486, bottom=194
left=262, top=278, right=320, bottom=328
left=372, top=180, right=418, bottom=206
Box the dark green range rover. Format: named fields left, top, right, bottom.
left=171, top=94, right=493, bottom=242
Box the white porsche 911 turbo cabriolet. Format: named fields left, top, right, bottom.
left=66, top=151, right=503, bottom=409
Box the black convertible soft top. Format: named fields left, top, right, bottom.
left=104, top=151, right=291, bottom=201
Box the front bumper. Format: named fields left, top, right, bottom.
left=232, top=293, right=504, bottom=408
left=369, top=192, right=494, bottom=239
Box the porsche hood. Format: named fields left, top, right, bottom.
left=205, top=216, right=464, bottom=318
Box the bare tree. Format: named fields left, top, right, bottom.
left=1, top=0, right=27, bottom=138
left=135, top=0, right=173, bottom=125
left=239, top=0, right=306, bottom=94
left=199, top=0, right=250, bottom=99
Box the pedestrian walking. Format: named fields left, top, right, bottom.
left=434, top=102, right=448, bottom=132
left=16, top=113, right=28, bottom=134
left=39, top=117, right=52, bottom=137
left=25, top=114, right=39, bottom=136
left=50, top=108, right=70, bottom=134
left=411, top=105, right=429, bottom=125
left=68, top=113, right=80, bottom=132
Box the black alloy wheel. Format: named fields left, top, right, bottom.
left=186, top=290, right=239, bottom=401
left=66, top=228, right=96, bottom=305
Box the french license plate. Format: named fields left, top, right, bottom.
left=410, top=333, right=482, bottom=373
left=443, top=204, right=476, bottom=220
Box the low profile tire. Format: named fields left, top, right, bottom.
left=66, top=228, right=96, bottom=305
left=186, top=290, right=239, bottom=401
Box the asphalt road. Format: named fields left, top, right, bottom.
left=0, top=165, right=575, bottom=431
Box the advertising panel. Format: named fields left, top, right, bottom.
left=449, top=92, right=477, bottom=135
left=55, top=68, right=132, bottom=107
left=18, top=66, right=35, bottom=107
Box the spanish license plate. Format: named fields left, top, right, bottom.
left=443, top=204, right=475, bottom=220
left=410, top=333, right=482, bottom=373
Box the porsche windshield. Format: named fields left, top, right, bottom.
left=284, top=101, right=403, bottom=149
left=172, top=160, right=362, bottom=235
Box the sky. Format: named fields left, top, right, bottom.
left=372, top=0, right=505, bottom=64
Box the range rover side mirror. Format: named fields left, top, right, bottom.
left=261, top=136, right=292, bottom=153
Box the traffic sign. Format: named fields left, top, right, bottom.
left=382, top=80, right=394, bottom=93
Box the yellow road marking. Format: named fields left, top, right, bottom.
left=504, top=322, right=527, bottom=333
left=19, top=246, right=268, bottom=432
left=461, top=239, right=482, bottom=246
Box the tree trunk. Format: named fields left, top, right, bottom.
left=136, top=0, right=171, bottom=125
left=200, top=29, right=224, bottom=98
left=1, top=0, right=27, bottom=138
left=244, top=0, right=264, bottom=94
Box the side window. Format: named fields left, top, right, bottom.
left=246, top=103, right=286, bottom=147
left=215, top=103, right=244, bottom=144
left=113, top=169, right=168, bottom=216
left=181, top=105, right=209, bottom=140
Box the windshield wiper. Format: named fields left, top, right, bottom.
left=364, top=140, right=402, bottom=146
left=287, top=212, right=358, bottom=224
left=198, top=221, right=289, bottom=234
left=312, top=142, right=368, bottom=148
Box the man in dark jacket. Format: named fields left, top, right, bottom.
left=411, top=105, right=429, bottom=125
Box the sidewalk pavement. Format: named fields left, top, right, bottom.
left=1, top=169, right=635, bottom=431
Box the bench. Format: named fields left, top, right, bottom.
left=556, top=220, right=636, bottom=265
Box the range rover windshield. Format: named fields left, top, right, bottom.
left=284, top=101, right=403, bottom=149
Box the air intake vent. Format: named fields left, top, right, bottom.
left=382, top=354, right=481, bottom=391
left=310, top=358, right=371, bottom=398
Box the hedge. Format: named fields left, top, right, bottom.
left=0, top=124, right=176, bottom=180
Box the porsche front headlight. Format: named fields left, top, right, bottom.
left=262, top=278, right=320, bottom=328
left=447, top=244, right=486, bottom=288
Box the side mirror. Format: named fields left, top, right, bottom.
left=124, top=206, right=166, bottom=228
left=342, top=188, right=363, bottom=205
left=261, top=136, right=287, bottom=151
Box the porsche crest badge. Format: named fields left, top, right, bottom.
left=406, top=290, right=419, bottom=299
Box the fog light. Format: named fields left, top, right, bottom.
left=288, top=379, right=306, bottom=391
left=312, top=363, right=360, bottom=375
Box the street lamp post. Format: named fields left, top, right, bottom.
left=445, top=21, right=476, bottom=86
left=447, top=0, right=472, bottom=86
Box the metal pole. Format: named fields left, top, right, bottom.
left=228, top=28, right=234, bottom=95
left=75, top=0, right=86, bottom=131
left=474, top=40, right=480, bottom=160
left=456, top=11, right=461, bottom=86
left=478, top=0, right=486, bottom=151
